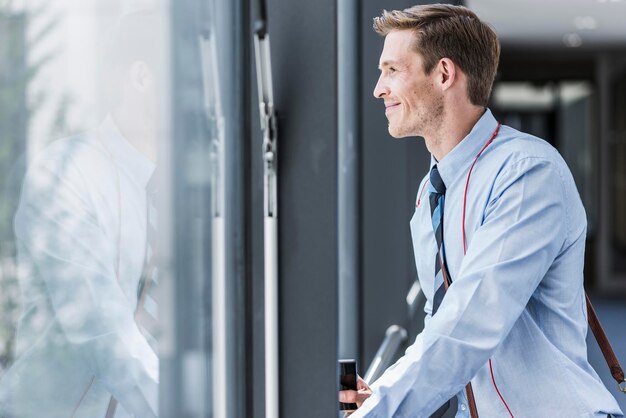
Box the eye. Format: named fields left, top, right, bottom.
left=389, top=67, right=397, bottom=73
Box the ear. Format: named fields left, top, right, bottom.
left=436, top=58, right=456, bottom=92
left=130, top=60, right=151, bottom=91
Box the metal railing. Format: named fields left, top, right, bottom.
left=364, top=325, right=408, bottom=385
left=364, top=280, right=425, bottom=385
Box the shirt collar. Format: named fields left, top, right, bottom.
left=97, top=116, right=155, bottom=189
left=430, top=108, right=498, bottom=188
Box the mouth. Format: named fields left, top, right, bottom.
left=385, top=102, right=400, bottom=114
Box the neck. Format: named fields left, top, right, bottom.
left=111, top=106, right=157, bottom=162
left=425, top=105, right=486, bottom=161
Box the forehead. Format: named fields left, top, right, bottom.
left=379, top=29, right=421, bottom=67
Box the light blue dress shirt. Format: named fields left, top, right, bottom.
left=352, top=109, right=623, bottom=418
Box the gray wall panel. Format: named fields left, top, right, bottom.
left=265, top=0, right=339, bottom=417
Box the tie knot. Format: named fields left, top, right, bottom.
left=429, top=165, right=446, bottom=195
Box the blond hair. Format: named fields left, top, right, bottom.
left=373, top=4, right=500, bottom=106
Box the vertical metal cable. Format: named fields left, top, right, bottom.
left=254, top=3, right=279, bottom=415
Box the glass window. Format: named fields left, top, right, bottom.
left=0, top=1, right=244, bottom=416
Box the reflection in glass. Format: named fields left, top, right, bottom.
left=0, top=0, right=240, bottom=416
left=0, top=4, right=165, bottom=417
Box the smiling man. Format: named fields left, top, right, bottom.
left=340, top=4, right=622, bottom=418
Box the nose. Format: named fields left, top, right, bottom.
left=373, top=73, right=389, bottom=99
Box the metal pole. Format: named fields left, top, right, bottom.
left=337, top=0, right=359, bottom=362
left=597, top=54, right=611, bottom=293
left=199, top=27, right=227, bottom=418
left=254, top=5, right=280, bottom=414
left=363, top=325, right=408, bottom=385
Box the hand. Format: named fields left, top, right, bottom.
left=339, top=375, right=372, bottom=416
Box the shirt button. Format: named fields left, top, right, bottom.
left=460, top=404, right=467, bottom=411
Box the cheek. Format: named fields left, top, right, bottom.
left=411, top=82, right=437, bottom=107
left=403, top=91, right=424, bottom=112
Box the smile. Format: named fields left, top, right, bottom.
left=385, top=103, right=400, bottom=113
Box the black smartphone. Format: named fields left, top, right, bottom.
left=338, top=359, right=358, bottom=411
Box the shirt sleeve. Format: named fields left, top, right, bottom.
left=352, top=157, right=570, bottom=417
left=14, top=154, right=158, bottom=417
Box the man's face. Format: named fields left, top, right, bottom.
left=373, top=30, right=443, bottom=138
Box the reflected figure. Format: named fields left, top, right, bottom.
left=0, top=12, right=161, bottom=418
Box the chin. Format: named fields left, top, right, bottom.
left=387, top=125, right=411, bottom=139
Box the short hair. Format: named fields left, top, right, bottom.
left=373, top=4, right=500, bottom=107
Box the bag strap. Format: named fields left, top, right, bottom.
left=465, top=382, right=479, bottom=418
left=585, top=293, right=626, bottom=393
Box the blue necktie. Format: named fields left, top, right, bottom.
left=428, top=164, right=459, bottom=418
left=429, top=165, right=448, bottom=315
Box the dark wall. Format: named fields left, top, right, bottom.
left=251, top=1, right=339, bottom=417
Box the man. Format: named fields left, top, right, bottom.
left=0, top=12, right=161, bottom=417
left=340, top=4, right=623, bottom=418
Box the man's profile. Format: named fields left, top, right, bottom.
left=340, top=4, right=623, bottom=418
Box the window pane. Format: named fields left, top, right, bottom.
left=0, top=1, right=243, bottom=416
